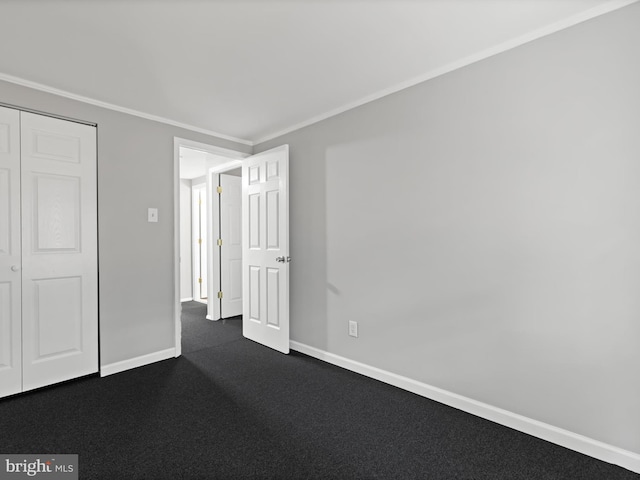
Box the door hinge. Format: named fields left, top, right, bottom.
left=217, top=238, right=222, bottom=246
left=198, top=278, right=202, bottom=284
left=198, top=238, right=202, bottom=245
left=217, top=186, right=222, bottom=194
left=217, top=291, right=223, bottom=299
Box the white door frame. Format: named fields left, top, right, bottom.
left=207, top=161, right=244, bottom=321
left=173, top=137, right=249, bottom=357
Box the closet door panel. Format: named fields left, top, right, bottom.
left=20, top=112, right=98, bottom=392
left=0, top=106, right=22, bottom=398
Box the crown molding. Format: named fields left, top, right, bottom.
left=253, top=0, right=639, bottom=145
left=1, top=0, right=637, bottom=147
left=0, top=72, right=254, bottom=146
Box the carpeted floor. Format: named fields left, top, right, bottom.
left=0, top=302, right=637, bottom=479
left=180, top=300, right=242, bottom=354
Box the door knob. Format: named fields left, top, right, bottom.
left=11, top=265, right=20, bottom=272
left=276, top=256, right=291, bottom=263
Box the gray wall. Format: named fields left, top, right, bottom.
left=256, top=4, right=640, bottom=453
left=0, top=79, right=251, bottom=366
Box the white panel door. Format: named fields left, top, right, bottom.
left=242, top=145, right=289, bottom=353
left=20, top=112, right=98, bottom=392
left=220, top=174, right=242, bottom=318
left=0, top=107, right=22, bottom=397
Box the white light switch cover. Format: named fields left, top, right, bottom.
left=148, top=208, right=158, bottom=222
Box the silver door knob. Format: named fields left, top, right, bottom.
left=276, top=256, right=286, bottom=263
left=11, top=265, right=19, bottom=272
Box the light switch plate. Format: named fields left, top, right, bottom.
left=148, top=208, right=158, bottom=223
left=348, top=320, right=358, bottom=338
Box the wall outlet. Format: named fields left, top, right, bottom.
left=348, top=320, right=358, bottom=338
left=148, top=208, right=158, bottom=223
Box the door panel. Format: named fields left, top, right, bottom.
left=266, top=268, right=280, bottom=326
left=33, top=174, right=81, bottom=252
left=0, top=123, right=10, bottom=153
left=0, top=107, right=21, bottom=398
left=242, top=145, right=289, bottom=354
left=20, top=112, right=98, bottom=392
left=220, top=174, right=242, bottom=318
left=31, top=130, right=81, bottom=163
left=0, top=283, right=14, bottom=364
left=249, top=193, right=260, bottom=248
left=248, top=266, right=260, bottom=322
left=0, top=169, right=11, bottom=255
left=266, top=190, right=280, bottom=248
left=229, top=259, right=242, bottom=300
left=33, top=276, right=83, bottom=359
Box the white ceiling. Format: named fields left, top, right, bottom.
left=179, top=148, right=235, bottom=180
left=0, top=0, right=634, bottom=145
left=179, top=148, right=210, bottom=180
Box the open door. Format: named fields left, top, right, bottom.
left=220, top=173, right=243, bottom=318
left=242, top=145, right=290, bottom=353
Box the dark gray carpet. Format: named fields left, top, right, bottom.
left=181, top=300, right=242, bottom=353
left=0, top=301, right=637, bottom=479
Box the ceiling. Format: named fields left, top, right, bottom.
left=179, top=148, right=212, bottom=180
left=179, top=147, right=236, bottom=180
left=0, top=0, right=634, bottom=145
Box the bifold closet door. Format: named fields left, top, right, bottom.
left=20, top=111, right=98, bottom=392
left=0, top=107, right=22, bottom=397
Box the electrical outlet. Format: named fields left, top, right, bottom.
left=348, top=320, right=358, bottom=338
left=148, top=208, right=158, bottom=223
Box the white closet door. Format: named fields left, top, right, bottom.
left=0, top=107, right=22, bottom=397
left=220, top=173, right=242, bottom=318
left=20, top=112, right=98, bottom=392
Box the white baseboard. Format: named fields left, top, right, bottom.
left=290, top=341, right=640, bottom=474
left=180, top=297, right=193, bottom=303
left=100, top=347, right=176, bottom=377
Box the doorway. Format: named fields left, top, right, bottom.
left=209, top=166, right=243, bottom=321
left=174, top=140, right=291, bottom=357
left=173, top=138, right=249, bottom=357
